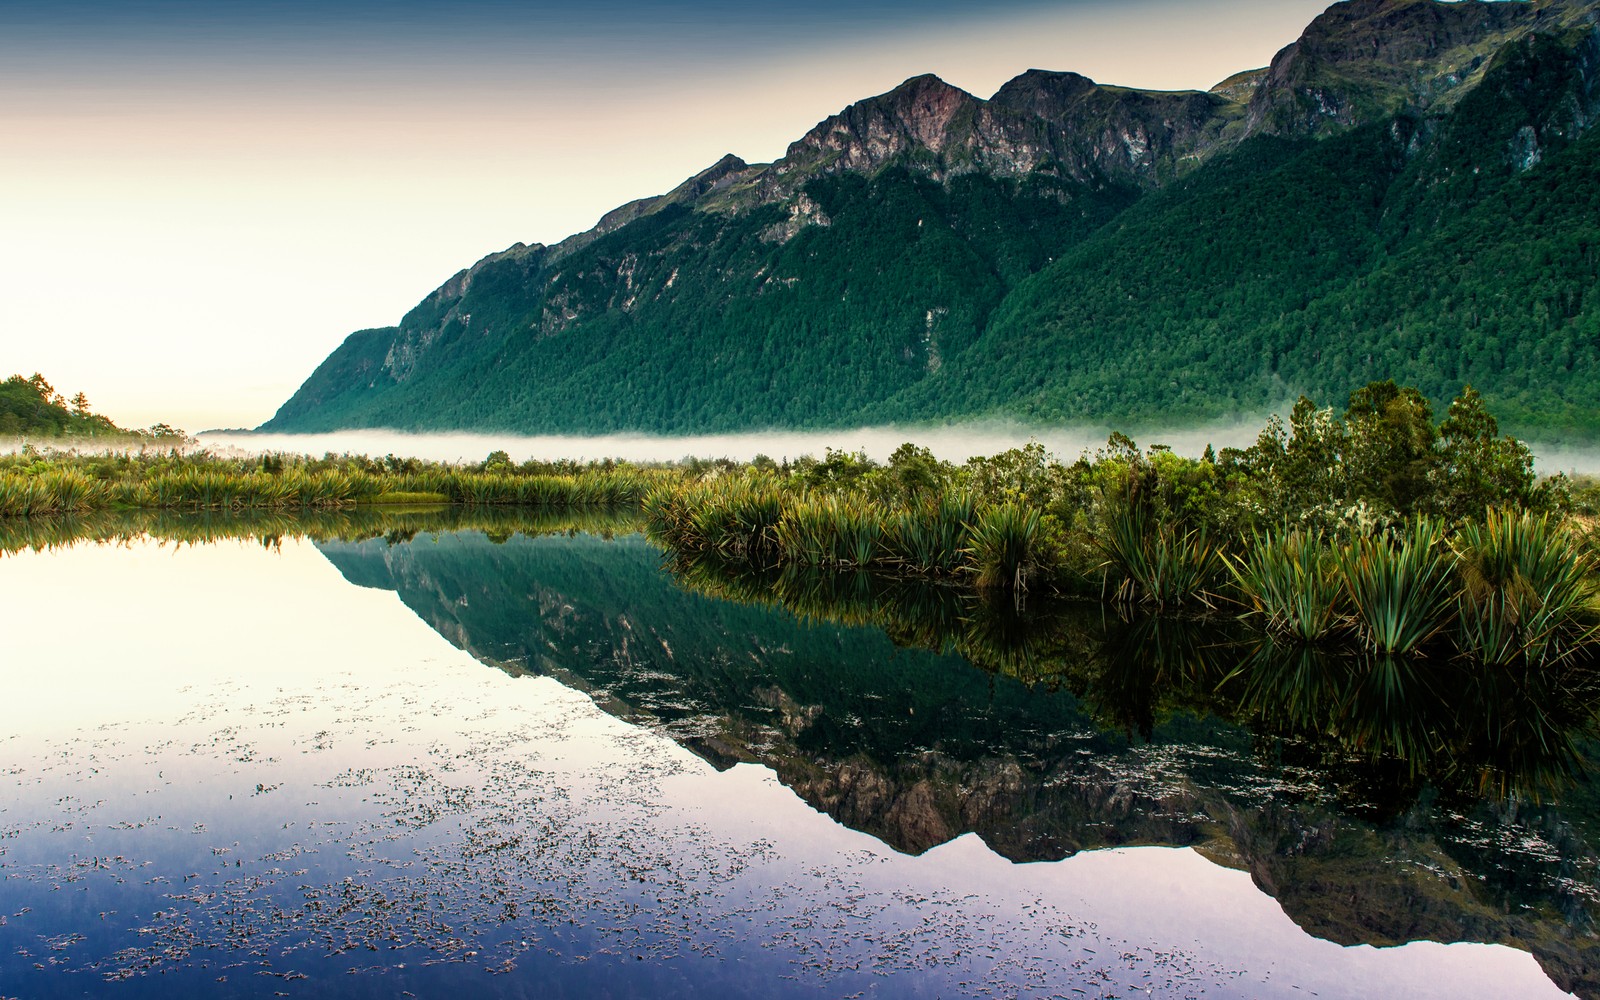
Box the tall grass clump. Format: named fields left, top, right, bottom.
left=963, top=503, right=1040, bottom=590
left=1098, top=508, right=1219, bottom=607
left=1337, top=516, right=1455, bottom=655
left=774, top=496, right=886, bottom=569
left=446, top=469, right=650, bottom=507
left=1453, top=509, right=1599, bottom=668
left=0, top=471, right=107, bottom=516
left=1227, top=528, right=1347, bottom=642
left=885, top=493, right=973, bottom=576
left=641, top=479, right=784, bottom=562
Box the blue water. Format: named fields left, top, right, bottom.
left=0, top=524, right=1588, bottom=999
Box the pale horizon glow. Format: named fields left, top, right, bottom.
left=1, top=0, right=1332, bottom=431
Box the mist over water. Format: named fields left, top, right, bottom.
left=197, top=419, right=1273, bottom=466
left=10, top=422, right=1595, bottom=475
left=1525, top=441, right=1600, bottom=477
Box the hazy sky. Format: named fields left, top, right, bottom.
left=2, top=0, right=1332, bottom=430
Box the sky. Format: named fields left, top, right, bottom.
left=1, top=0, right=1334, bottom=431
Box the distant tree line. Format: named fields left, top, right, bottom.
left=0, top=373, right=183, bottom=440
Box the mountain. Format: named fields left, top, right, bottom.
left=264, top=0, right=1600, bottom=439
left=314, top=525, right=1600, bottom=995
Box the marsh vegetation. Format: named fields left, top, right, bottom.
left=642, top=383, right=1600, bottom=670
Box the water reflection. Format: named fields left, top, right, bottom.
left=4, top=508, right=1599, bottom=996
left=316, top=518, right=1600, bottom=995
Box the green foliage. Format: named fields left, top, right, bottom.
left=1226, top=528, right=1346, bottom=643
left=884, top=493, right=973, bottom=577
left=265, top=169, right=1130, bottom=435
left=1097, top=506, right=1221, bottom=608
left=963, top=503, right=1041, bottom=590
left=1225, top=382, right=1538, bottom=529
left=1452, top=509, right=1598, bottom=669
left=1337, top=517, right=1457, bottom=655
left=1432, top=385, right=1538, bottom=520
left=0, top=448, right=662, bottom=518
left=0, top=373, right=133, bottom=439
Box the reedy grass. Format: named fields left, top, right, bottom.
left=1098, top=508, right=1220, bottom=608
left=1452, top=509, right=1599, bottom=668
left=1337, top=517, right=1455, bottom=655
left=964, top=503, right=1040, bottom=590
left=773, top=496, right=886, bottom=569
left=0, top=461, right=653, bottom=516
left=0, top=471, right=107, bottom=515
left=1226, top=528, right=1347, bottom=642
left=885, top=493, right=973, bottom=577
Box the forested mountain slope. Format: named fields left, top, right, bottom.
left=264, top=0, right=1600, bottom=438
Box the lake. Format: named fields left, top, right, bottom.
left=1, top=508, right=1595, bottom=998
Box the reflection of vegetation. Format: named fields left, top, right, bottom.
left=669, top=550, right=1600, bottom=803
left=1228, top=638, right=1600, bottom=801
left=305, top=523, right=1600, bottom=992
left=0, top=505, right=643, bottom=558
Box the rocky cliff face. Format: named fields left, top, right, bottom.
left=1244, top=0, right=1572, bottom=136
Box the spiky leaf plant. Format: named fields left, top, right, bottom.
left=964, top=503, right=1041, bottom=590
left=1226, top=528, right=1347, bottom=642
left=1337, top=516, right=1455, bottom=655
left=1452, top=509, right=1598, bottom=668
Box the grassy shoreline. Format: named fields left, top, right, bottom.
left=6, top=380, right=1599, bottom=671
left=0, top=447, right=660, bottom=517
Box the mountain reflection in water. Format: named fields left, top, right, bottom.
left=286, top=510, right=1600, bottom=996
left=3, top=506, right=1598, bottom=995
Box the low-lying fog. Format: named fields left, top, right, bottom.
left=196, top=422, right=1269, bottom=467
left=9, top=421, right=1597, bottom=475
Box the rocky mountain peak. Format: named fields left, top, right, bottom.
left=989, top=69, right=1100, bottom=116
left=777, top=74, right=981, bottom=177
left=1246, top=0, right=1544, bottom=135
left=676, top=153, right=749, bottom=196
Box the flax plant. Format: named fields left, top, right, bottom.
left=1337, top=517, right=1455, bottom=655
left=1226, top=528, right=1348, bottom=642
left=1452, top=509, right=1599, bottom=668
left=964, top=503, right=1041, bottom=590
left=1098, top=508, right=1220, bottom=608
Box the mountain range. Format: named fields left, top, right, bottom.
left=263, top=0, right=1600, bottom=439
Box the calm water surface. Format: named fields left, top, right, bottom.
left=0, top=512, right=1593, bottom=998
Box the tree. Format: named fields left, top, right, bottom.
left=26, top=373, right=63, bottom=408
left=885, top=442, right=942, bottom=502
left=1343, top=380, right=1438, bottom=515
left=1431, top=384, right=1535, bottom=520
left=70, top=391, right=90, bottom=417
left=1283, top=395, right=1348, bottom=514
